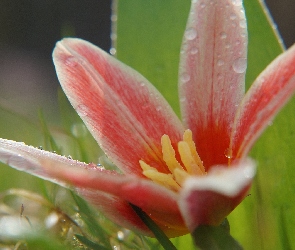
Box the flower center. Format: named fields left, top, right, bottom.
left=139, top=129, right=206, bottom=192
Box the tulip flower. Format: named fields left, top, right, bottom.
left=1, top=0, right=295, bottom=238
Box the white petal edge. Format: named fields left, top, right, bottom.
left=0, top=138, right=91, bottom=187
left=178, top=158, right=256, bottom=231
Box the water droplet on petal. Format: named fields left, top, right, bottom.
left=180, top=97, right=186, bottom=103
left=230, top=13, right=237, bottom=20
left=190, top=46, right=199, bottom=54
left=220, top=32, right=227, bottom=39
left=224, top=148, right=232, bottom=159
left=185, top=28, right=197, bottom=40
left=180, top=73, right=190, bottom=83
left=217, top=59, right=224, bottom=66
left=109, top=47, right=116, bottom=55
left=239, top=19, right=247, bottom=28
left=7, top=154, right=34, bottom=171
left=76, top=104, right=88, bottom=117
left=232, top=57, right=247, bottom=73
left=231, top=0, right=242, bottom=6
left=156, top=106, right=162, bottom=112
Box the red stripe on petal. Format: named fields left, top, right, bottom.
left=231, top=45, right=295, bottom=159
left=179, top=0, right=247, bottom=169
left=77, top=189, right=152, bottom=236
left=53, top=38, right=184, bottom=176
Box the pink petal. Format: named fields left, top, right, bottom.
left=0, top=140, right=187, bottom=236
left=178, top=159, right=255, bottom=232
left=43, top=160, right=188, bottom=237
left=179, top=0, right=247, bottom=169
left=231, top=44, right=295, bottom=159
left=0, top=138, right=89, bottom=187
left=53, top=38, right=184, bottom=176
left=76, top=189, right=152, bottom=236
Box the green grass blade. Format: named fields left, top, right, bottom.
left=130, top=204, right=177, bottom=250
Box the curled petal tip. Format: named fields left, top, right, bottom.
left=178, top=159, right=256, bottom=231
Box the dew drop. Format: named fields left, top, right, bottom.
left=239, top=19, right=247, bottom=28
left=180, top=73, right=190, bottom=83
left=76, top=104, right=88, bottom=117
left=45, top=212, right=59, bottom=229
left=217, top=59, right=224, bottom=66
left=109, top=47, right=116, bottom=55
left=231, top=0, right=242, bottom=6
left=224, top=148, right=232, bottom=159
left=232, top=57, right=247, bottom=73
left=111, top=14, right=117, bottom=22
left=156, top=106, right=162, bottom=112
left=268, top=120, right=273, bottom=126
left=220, top=32, right=227, bottom=39
left=117, top=231, right=125, bottom=241
left=191, top=46, right=199, bottom=54
left=7, top=155, right=33, bottom=171
left=180, top=97, right=186, bottom=103
left=210, top=0, right=216, bottom=5
left=230, top=13, right=237, bottom=20
left=185, top=28, right=197, bottom=40
left=71, top=123, right=87, bottom=138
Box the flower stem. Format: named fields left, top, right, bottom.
left=129, top=203, right=177, bottom=250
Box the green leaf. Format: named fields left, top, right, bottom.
left=71, top=192, right=113, bottom=249
left=129, top=203, right=177, bottom=250
left=38, top=109, right=60, bottom=153
left=75, top=234, right=109, bottom=250
left=116, top=0, right=191, bottom=116
left=244, top=0, right=284, bottom=88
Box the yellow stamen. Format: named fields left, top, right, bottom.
left=173, top=168, right=190, bottom=186
left=178, top=141, right=204, bottom=175
left=183, top=130, right=205, bottom=173
left=161, top=135, right=184, bottom=172
left=139, top=129, right=206, bottom=192
left=139, top=160, right=180, bottom=191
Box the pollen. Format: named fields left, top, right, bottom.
left=139, top=129, right=206, bottom=192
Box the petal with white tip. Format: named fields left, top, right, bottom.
left=178, top=159, right=255, bottom=231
